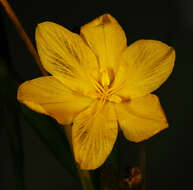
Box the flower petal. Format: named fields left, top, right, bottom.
left=113, top=40, right=175, bottom=98
left=115, top=94, right=168, bottom=142
left=80, top=14, right=127, bottom=70
left=72, top=101, right=118, bottom=170
left=35, top=22, right=98, bottom=93
left=17, top=76, right=93, bottom=125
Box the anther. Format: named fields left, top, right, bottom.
left=108, top=95, right=122, bottom=103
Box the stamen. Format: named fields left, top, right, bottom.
left=93, top=79, right=105, bottom=94
left=106, top=80, right=127, bottom=96
left=88, top=75, right=105, bottom=95
left=109, top=95, right=122, bottom=103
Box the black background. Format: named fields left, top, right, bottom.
left=1, top=0, right=193, bottom=189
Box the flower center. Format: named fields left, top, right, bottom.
left=87, top=68, right=123, bottom=104
left=91, top=68, right=122, bottom=103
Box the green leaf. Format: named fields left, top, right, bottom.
left=21, top=106, right=96, bottom=189
left=2, top=101, right=24, bottom=190
left=0, top=58, right=24, bottom=190
left=20, top=104, right=78, bottom=178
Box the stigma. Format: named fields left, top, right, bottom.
left=99, top=68, right=114, bottom=88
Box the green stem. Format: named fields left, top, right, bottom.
left=77, top=169, right=95, bottom=190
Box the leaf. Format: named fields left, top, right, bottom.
left=0, top=58, right=24, bottom=190
left=20, top=104, right=78, bottom=178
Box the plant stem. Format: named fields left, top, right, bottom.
left=139, top=142, right=146, bottom=190
left=0, top=0, right=47, bottom=75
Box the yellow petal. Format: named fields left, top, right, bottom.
left=115, top=94, right=168, bottom=142
left=80, top=14, right=127, bottom=70
left=17, top=76, right=93, bottom=125
left=113, top=40, right=175, bottom=98
left=35, top=22, right=98, bottom=93
left=72, top=101, right=118, bottom=170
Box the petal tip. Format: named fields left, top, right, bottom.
left=76, top=155, right=105, bottom=170
left=99, top=13, right=119, bottom=25
left=17, top=82, right=48, bottom=114
left=81, top=13, right=119, bottom=30
left=35, top=21, right=59, bottom=34
left=78, top=161, right=99, bottom=170
left=131, top=121, right=169, bottom=143
left=17, top=81, right=27, bottom=101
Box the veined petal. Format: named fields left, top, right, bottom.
left=113, top=40, right=175, bottom=98
left=17, top=76, right=93, bottom=125
left=80, top=14, right=127, bottom=70
left=72, top=101, right=118, bottom=170
left=35, top=22, right=98, bottom=93
left=115, top=94, right=168, bottom=143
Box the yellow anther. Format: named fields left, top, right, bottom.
left=108, top=95, right=122, bottom=103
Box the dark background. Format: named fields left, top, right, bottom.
left=1, top=0, right=193, bottom=189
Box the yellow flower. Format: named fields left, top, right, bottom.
left=17, top=14, right=175, bottom=170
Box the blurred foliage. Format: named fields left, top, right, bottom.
left=0, top=58, right=24, bottom=190
left=20, top=104, right=77, bottom=178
